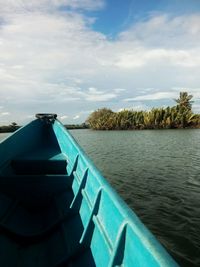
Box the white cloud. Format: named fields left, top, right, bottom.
left=0, top=0, right=105, bottom=13
left=73, top=115, right=80, bottom=120
left=118, top=103, right=149, bottom=112
left=83, top=87, right=118, bottom=102
left=119, top=14, right=200, bottom=48
left=0, top=112, right=10, bottom=116
left=127, top=49, right=199, bottom=68
left=60, top=115, right=68, bottom=120
left=85, top=93, right=117, bottom=101
left=109, top=14, right=200, bottom=70
left=124, top=92, right=178, bottom=102
left=0, top=5, right=200, bottom=123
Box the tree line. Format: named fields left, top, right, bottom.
left=87, top=92, right=200, bottom=130
left=0, top=122, right=20, bottom=133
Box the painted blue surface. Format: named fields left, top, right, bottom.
left=0, top=117, right=179, bottom=266
left=53, top=119, right=179, bottom=267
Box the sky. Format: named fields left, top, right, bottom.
left=0, top=0, right=200, bottom=124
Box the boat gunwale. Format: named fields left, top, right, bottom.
left=53, top=119, right=178, bottom=266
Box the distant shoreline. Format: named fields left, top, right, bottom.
left=0, top=126, right=20, bottom=133
left=1, top=125, right=200, bottom=134
left=0, top=124, right=89, bottom=133
left=64, top=124, right=89, bottom=130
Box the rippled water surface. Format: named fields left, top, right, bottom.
left=1, top=130, right=200, bottom=266
left=69, top=129, right=200, bottom=267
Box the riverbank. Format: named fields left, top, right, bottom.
left=0, top=124, right=89, bottom=133
left=0, top=126, right=20, bottom=133
left=64, top=124, right=89, bottom=130
left=1, top=123, right=200, bottom=133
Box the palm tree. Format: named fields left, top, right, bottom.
left=175, top=92, right=194, bottom=128
left=175, top=92, right=193, bottom=111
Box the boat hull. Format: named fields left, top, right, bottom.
left=0, top=117, right=179, bottom=266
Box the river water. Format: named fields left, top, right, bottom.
left=1, top=130, right=200, bottom=266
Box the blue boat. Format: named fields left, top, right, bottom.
left=0, top=114, right=178, bottom=267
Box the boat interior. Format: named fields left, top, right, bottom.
left=0, top=118, right=175, bottom=267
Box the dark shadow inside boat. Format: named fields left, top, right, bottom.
left=0, top=124, right=96, bottom=267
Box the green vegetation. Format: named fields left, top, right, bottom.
left=0, top=122, right=20, bottom=133
left=0, top=122, right=88, bottom=133
left=64, top=123, right=89, bottom=130
left=87, top=92, right=200, bottom=130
